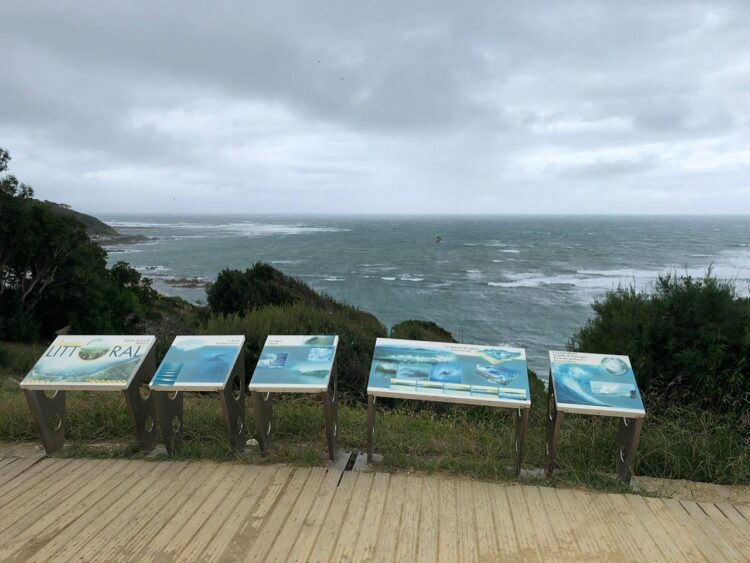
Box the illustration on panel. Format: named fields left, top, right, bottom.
left=367, top=338, right=530, bottom=405
left=549, top=351, right=645, bottom=415
left=150, top=335, right=244, bottom=389
left=250, top=335, right=338, bottom=390
left=21, top=335, right=155, bottom=387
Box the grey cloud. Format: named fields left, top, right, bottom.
left=1, top=0, right=749, bottom=214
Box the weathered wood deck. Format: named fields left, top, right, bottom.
left=0, top=455, right=748, bottom=562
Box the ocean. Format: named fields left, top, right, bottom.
left=100, top=215, right=750, bottom=373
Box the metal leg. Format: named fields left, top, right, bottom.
left=23, top=389, right=66, bottom=454
left=155, top=390, right=183, bottom=455
left=617, top=416, right=644, bottom=483
left=122, top=347, right=157, bottom=451
left=220, top=353, right=245, bottom=453
left=322, top=370, right=338, bottom=461
left=513, top=407, right=530, bottom=477
left=253, top=391, right=273, bottom=455
left=545, top=371, right=563, bottom=478
left=366, top=394, right=376, bottom=462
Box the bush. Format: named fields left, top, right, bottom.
left=0, top=344, right=7, bottom=368
left=203, top=302, right=386, bottom=397
left=207, top=263, right=331, bottom=315
left=390, top=320, right=456, bottom=342
left=570, top=271, right=750, bottom=412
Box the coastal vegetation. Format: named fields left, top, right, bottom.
left=570, top=271, right=750, bottom=414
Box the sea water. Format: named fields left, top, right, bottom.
left=100, top=215, right=750, bottom=373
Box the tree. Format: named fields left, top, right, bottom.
left=0, top=148, right=159, bottom=340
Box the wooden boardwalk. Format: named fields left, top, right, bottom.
left=0, top=456, right=748, bottom=562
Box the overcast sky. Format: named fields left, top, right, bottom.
left=2, top=1, right=749, bottom=214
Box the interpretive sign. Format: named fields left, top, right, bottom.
left=549, top=351, right=645, bottom=417
left=21, top=335, right=156, bottom=390
left=150, top=335, right=246, bottom=454
left=150, top=335, right=245, bottom=391
left=20, top=335, right=158, bottom=454
left=546, top=350, right=646, bottom=483
left=248, top=335, right=340, bottom=461
left=367, top=338, right=531, bottom=407
left=366, top=338, right=531, bottom=476
left=249, top=335, right=338, bottom=392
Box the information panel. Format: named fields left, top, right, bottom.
left=150, top=335, right=245, bottom=391
left=249, top=335, right=339, bottom=392
left=549, top=351, right=646, bottom=417
left=20, top=335, right=155, bottom=390
left=367, top=338, right=530, bottom=407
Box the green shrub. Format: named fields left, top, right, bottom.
left=207, top=263, right=332, bottom=315
left=390, top=320, right=456, bottom=342
left=203, top=302, right=386, bottom=397
left=570, top=271, right=750, bottom=412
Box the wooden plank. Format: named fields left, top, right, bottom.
left=177, top=464, right=268, bottom=561
left=470, top=481, right=498, bottom=561
left=0, top=453, right=44, bottom=481
left=522, top=486, right=559, bottom=555
left=26, top=460, right=170, bottom=562
left=698, top=502, right=750, bottom=555
left=624, top=495, right=688, bottom=562
left=598, top=492, right=668, bottom=561
left=243, top=467, right=311, bottom=562
left=264, top=468, right=329, bottom=562
left=36, top=461, right=176, bottom=562
left=350, top=472, right=389, bottom=563
left=80, top=461, right=193, bottom=561
left=437, top=478, right=458, bottom=563
left=734, top=503, right=750, bottom=520
left=640, top=497, right=707, bottom=561
left=0, top=458, right=105, bottom=534
left=215, top=464, right=294, bottom=562
left=571, top=488, right=631, bottom=559
left=416, top=473, right=439, bottom=563
left=535, top=486, right=592, bottom=559
left=678, top=500, right=744, bottom=561
left=375, top=473, right=408, bottom=563
left=715, top=502, right=750, bottom=530
left=394, top=476, right=422, bottom=563
left=288, top=469, right=343, bottom=562
left=0, top=458, right=72, bottom=503
left=489, top=483, right=520, bottom=559
left=662, top=500, right=732, bottom=562
left=307, top=471, right=358, bottom=563
left=503, top=485, right=539, bottom=559
left=453, top=480, right=479, bottom=563
left=328, top=472, right=374, bottom=562
left=0, top=459, right=144, bottom=560
left=154, top=464, right=251, bottom=561
left=582, top=489, right=650, bottom=561
left=132, top=463, right=236, bottom=561
left=0, top=458, right=18, bottom=473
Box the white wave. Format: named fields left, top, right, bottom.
left=271, top=260, right=302, bottom=264
left=381, top=277, right=397, bottom=281
left=323, top=276, right=345, bottom=282
left=497, top=249, right=520, bottom=254
left=105, top=220, right=350, bottom=237
left=136, top=265, right=171, bottom=275
left=221, top=222, right=350, bottom=237
left=399, top=274, right=424, bottom=282
left=465, top=269, right=483, bottom=273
